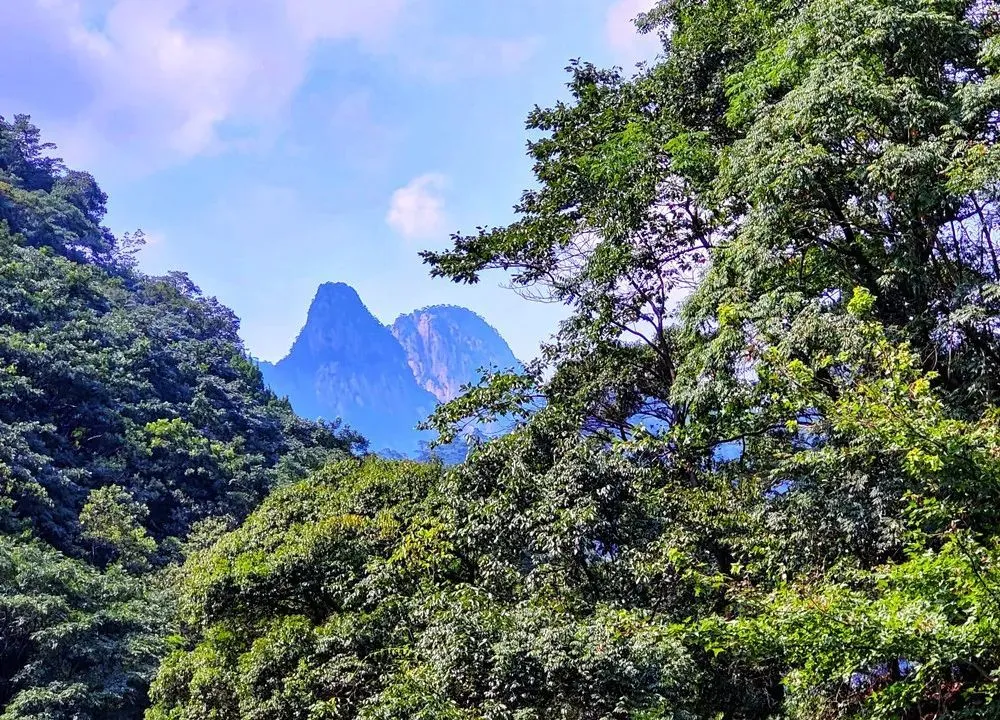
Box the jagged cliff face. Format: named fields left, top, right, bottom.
left=259, top=284, right=521, bottom=455
left=391, top=306, right=521, bottom=403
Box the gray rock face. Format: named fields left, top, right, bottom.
left=390, top=305, right=521, bottom=403
left=260, top=284, right=520, bottom=455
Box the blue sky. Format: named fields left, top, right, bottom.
left=0, top=0, right=658, bottom=362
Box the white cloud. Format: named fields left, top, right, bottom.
left=285, top=0, right=407, bottom=44
left=386, top=173, right=449, bottom=241
left=12, top=0, right=414, bottom=171
left=326, top=90, right=400, bottom=173
left=3, top=0, right=544, bottom=174
left=605, top=0, right=660, bottom=65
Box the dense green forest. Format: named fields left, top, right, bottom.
left=2, top=0, right=999, bottom=716
left=0, top=113, right=362, bottom=717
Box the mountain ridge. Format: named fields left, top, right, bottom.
left=391, top=304, right=521, bottom=403
left=260, top=283, right=520, bottom=454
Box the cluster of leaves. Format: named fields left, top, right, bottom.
left=0, top=533, right=168, bottom=719
left=0, top=114, right=363, bottom=718
left=151, top=0, right=1000, bottom=717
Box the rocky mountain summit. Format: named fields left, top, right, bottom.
left=260, top=283, right=520, bottom=454
left=391, top=305, right=521, bottom=403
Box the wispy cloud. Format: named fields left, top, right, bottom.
left=4, top=0, right=413, bottom=170
left=605, top=0, right=660, bottom=65
left=402, top=35, right=541, bottom=82
left=284, top=0, right=407, bottom=44
left=325, top=90, right=401, bottom=173
left=386, top=173, right=449, bottom=241
left=2, top=0, right=542, bottom=174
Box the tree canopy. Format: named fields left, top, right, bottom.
left=151, top=0, right=1000, bottom=717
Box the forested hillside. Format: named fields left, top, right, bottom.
left=2, top=0, right=999, bottom=717
left=0, top=114, right=361, bottom=718
left=148, top=0, right=1000, bottom=717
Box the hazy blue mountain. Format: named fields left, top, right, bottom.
left=259, top=284, right=521, bottom=456
left=391, top=305, right=521, bottom=402
left=259, top=283, right=437, bottom=453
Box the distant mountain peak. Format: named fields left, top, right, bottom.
left=306, top=282, right=367, bottom=318
left=260, top=283, right=519, bottom=454
left=287, top=281, right=395, bottom=362
left=314, top=281, right=363, bottom=302
left=391, top=305, right=521, bottom=403
left=400, top=304, right=503, bottom=330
